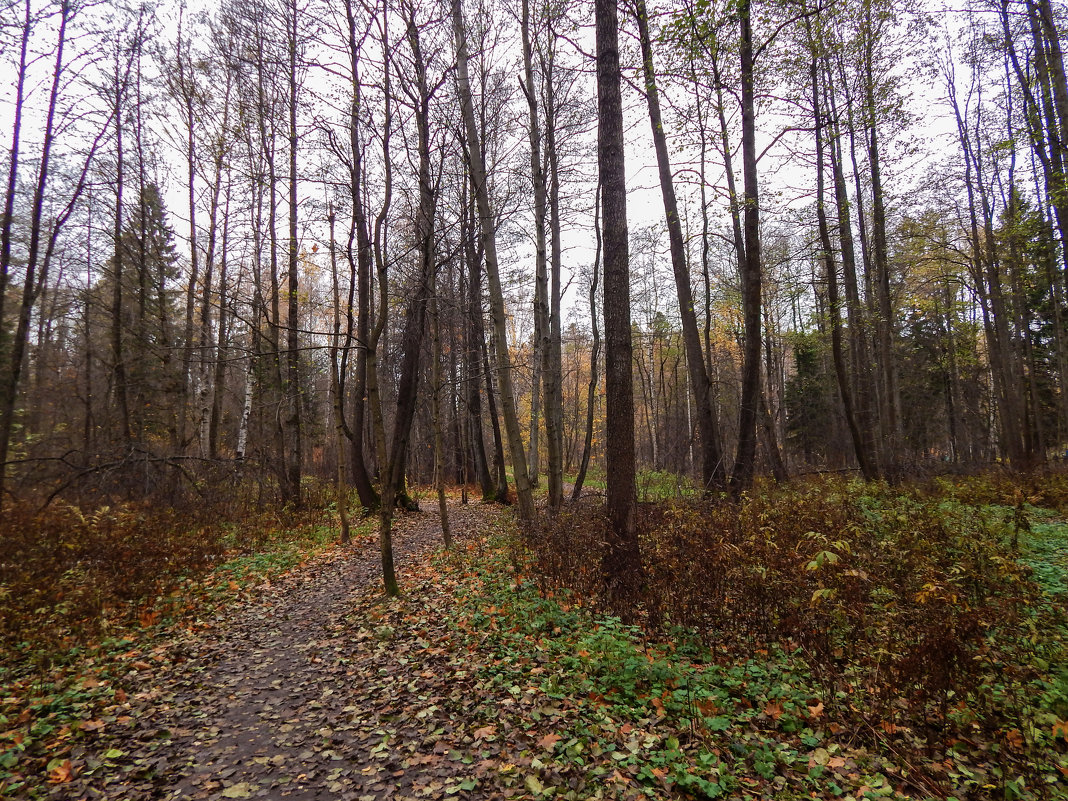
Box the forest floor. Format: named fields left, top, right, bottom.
left=3, top=488, right=1068, bottom=800
left=10, top=502, right=526, bottom=800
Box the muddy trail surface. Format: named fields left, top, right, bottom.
left=52, top=503, right=511, bottom=801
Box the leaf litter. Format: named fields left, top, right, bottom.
left=6, top=496, right=1067, bottom=800
left=11, top=504, right=524, bottom=800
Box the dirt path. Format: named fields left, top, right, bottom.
left=55, top=504, right=502, bottom=801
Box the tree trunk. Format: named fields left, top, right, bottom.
left=462, top=194, right=495, bottom=500
left=328, top=208, right=351, bottom=545
left=635, top=0, right=725, bottom=492
left=572, top=183, right=602, bottom=502
left=344, top=0, right=380, bottom=510
left=451, top=0, right=534, bottom=522
left=731, top=0, right=763, bottom=492
left=283, top=0, right=303, bottom=507
left=378, top=12, right=440, bottom=595
left=596, top=0, right=641, bottom=600
left=862, top=10, right=900, bottom=476
left=431, top=282, right=453, bottom=548
left=209, top=188, right=231, bottom=459
left=811, top=42, right=876, bottom=479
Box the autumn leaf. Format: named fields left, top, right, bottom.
left=221, top=781, right=255, bottom=798
left=536, top=732, right=561, bottom=751
left=47, top=758, right=73, bottom=783
left=1052, top=720, right=1068, bottom=740
left=764, top=701, right=783, bottom=721
left=473, top=725, right=497, bottom=741
left=1005, top=729, right=1024, bottom=749
left=807, top=701, right=824, bottom=719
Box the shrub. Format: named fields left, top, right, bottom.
left=524, top=478, right=1046, bottom=740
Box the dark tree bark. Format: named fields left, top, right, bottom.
left=462, top=191, right=495, bottom=500
left=328, top=207, right=351, bottom=545
left=730, top=0, right=763, bottom=492
left=342, top=0, right=380, bottom=510
left=111, top=34, right=132, bottom=448
left=572, top=182, right=601, bottom=502
left=208, top=188, right=231, bottom=459
left=377, top=9, right=440, bottom=595
left=635, top=0, right=725, bottom=493
left=542, top=31, right=566, bottom=511
left=596, top=0, right=641, bottom=599
left=283, top=0, right=303, bottom=507
left=431, top=278, right=453, bottom=548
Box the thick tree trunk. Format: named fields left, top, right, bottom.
left=596, top=0, right=641, bottom=599
left=544, top=42, right=565, bottom=511
left=731, top=0, right=762, bottom=492
left=283, top=0, right=303, bottom=507
left=111, top=54, right=132, bottom=448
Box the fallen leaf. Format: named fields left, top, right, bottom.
left=764, top=701, right=783, bottom=721
left=807, top=701, right=824, bottom=719
left=1005, top=729, right=1024, bottom=749
left=525, top=774, right=545, bottom=795
left=536, top=733, right=561, bottom=751
left=47, top=759, right=73, bottom=783
left=221, top=782, right=255, bottom=798
left=473, top=725, right=496, bottom=740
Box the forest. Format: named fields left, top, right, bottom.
left=2, top=0, right=1068, bottom=797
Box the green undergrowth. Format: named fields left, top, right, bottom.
left=566, top=469, right=698, bottom=502
left=1020, top=518, right=1068, bottom=596
left=442, top=485, right=1068, bottom=800
left=0, top=510, right=374, bottom=795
